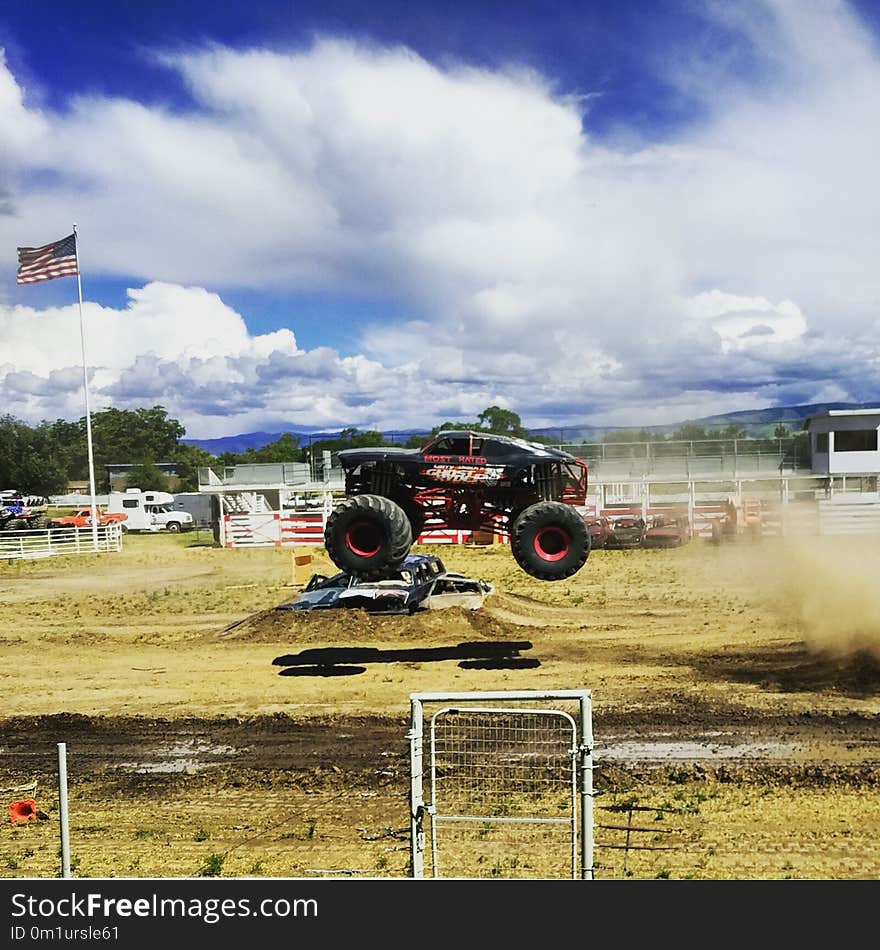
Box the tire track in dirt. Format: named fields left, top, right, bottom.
left=2, top=712, right=877, bottom=793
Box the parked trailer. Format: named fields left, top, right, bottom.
left=105, top=489, right=194, bottom=533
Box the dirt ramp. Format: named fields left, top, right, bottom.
left=483, top=590, right=591, bottom=628
left=215, top=599, right=524, bottom=644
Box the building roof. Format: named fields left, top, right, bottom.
left=802, top=408, right=880, bottom=430
left=105, top=462, right=180, bottom=471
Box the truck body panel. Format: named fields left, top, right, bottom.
left=47, top=508, right=128, bottom=528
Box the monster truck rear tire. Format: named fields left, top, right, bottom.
left=511, top=501, right=590, bottom=581
left=324, top=494, right=413, bottom=579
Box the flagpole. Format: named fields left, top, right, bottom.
left=73, top=223, right=99, bottom=551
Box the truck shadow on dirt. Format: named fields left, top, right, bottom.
left=684, top=644, right=880, bottom=698
left=272, top=640, right=539, bottom=676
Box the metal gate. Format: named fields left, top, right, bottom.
left=409, top=690, right=593, bottom=879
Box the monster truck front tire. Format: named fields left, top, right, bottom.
left=511, top=501, right=590, bottom=581
left=398, top=499, right=426, bottom=541
left=324, top=494, right=413, bottom=579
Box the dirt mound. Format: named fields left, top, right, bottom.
left=483, top=590, right=594, bottom=627
left=214, top=597, right=524, bottom=644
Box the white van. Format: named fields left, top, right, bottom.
left=106, top=488, right=194, bottom=533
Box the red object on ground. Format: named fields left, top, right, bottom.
left=8, top=798, right=37, bottom=824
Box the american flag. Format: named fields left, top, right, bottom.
left=16, top=233, right=79, bottom=284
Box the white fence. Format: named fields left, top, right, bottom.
left=204, top=471, right=880, bottom=548
left=817, top=495, right=880, bottom=534
left=0, top=524, right=124, bottom=561
left=219, top=512, right=499, bottom=548
left=218, top=499, right=880, bottom=548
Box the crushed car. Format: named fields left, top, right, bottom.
left=604, top=514, right=646, bottom=549
left=583, top=515, right=613, bottom=550
left=642, top=513, right=691, bottom=548
left=277, top=553, right=494, bottom=615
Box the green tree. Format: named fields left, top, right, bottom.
left=88, top=406, right=186, bottom=489
left=216, top=450, right=240, bottom=468
left=90, top=406, right=184, bottom=461
left=774, top=424, right=790, bottom=438
left=252, top=432, right=302, bottom=462
left=228, top=432, right=303, bottom=465
left=2, top=407, right=214, bottom=496
left=477, top=406, right=526, bottom=437
left=430, top=420, right=475, bottom=437
left=306, top=429, right=390, bottom=459
left=409, top=408, right=530, bottom=444
left=41, top=418, right=89, bottom=483
left=672, top=424, right=710, bottom=442
left=172, top=443, right=219, bottom=492
left=123, top=462, right=171, bottom=492
left=0, top=415, right=68, bottom=494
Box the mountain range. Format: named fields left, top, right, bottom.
left=181, top=401, right=878, bottom=455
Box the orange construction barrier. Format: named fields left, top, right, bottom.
left=8, top=798, right=37, bottom=825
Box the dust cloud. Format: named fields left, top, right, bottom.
left=751, top=536, right=880, bottom=660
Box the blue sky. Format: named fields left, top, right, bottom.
left=2, top=0, right=880, bottom=438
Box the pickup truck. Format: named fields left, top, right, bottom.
left=47, top=508, right=128, bottom=529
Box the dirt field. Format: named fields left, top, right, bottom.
left=1, top=531, right=878, bottom=880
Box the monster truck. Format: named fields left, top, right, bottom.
left=323, top=430, right=591, bottom=581
left=0, top=491, right=50, bottom=531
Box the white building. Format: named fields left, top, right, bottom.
left=804, top=408, right=880, bottom=475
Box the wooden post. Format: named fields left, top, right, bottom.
left=290, top=548, right=313, bottom=587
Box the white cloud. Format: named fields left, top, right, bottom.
left=685, top=291, right=807, bottom=351
left=0, top=284, right=301, bottom=434
left=2, top=3, right=880, bottom=434
left=0, top=49, right=48, bottom=164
